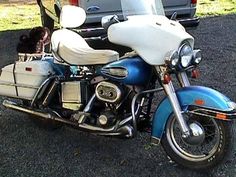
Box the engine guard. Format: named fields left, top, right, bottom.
left=151, top=86, right=236, bottom=143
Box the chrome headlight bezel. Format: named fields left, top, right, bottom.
left=192, top=49, right=202, bottom=65
left=165, top=50, right=179, bottom=68
left=179, top=43, right=193, bottom=68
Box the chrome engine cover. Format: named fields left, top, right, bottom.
left=95, top=81, right=122, bottom=103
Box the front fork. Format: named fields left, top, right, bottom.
left=157, top=67, right=191, bottom=137
left=177, top=72, right=190, bottom=87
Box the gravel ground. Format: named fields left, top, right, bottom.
left=0, top=14, right=236, bottom=177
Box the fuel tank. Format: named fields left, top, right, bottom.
left=100, top=56, right=152, bottom=85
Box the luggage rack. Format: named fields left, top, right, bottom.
left=17, top=53, right=53, bottom=62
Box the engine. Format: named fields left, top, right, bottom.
left=95, top=81, right=123, bottom=103
left=64, top=80, right=127, bottom=128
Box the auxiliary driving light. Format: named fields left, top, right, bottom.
left=165, top=50, right=179, bottom=68
left=170, top=51, right=179, bottom=67
left=192, top=50, right=202, bottom=64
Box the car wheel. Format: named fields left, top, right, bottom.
left=39, top=2, right=54, bottom=31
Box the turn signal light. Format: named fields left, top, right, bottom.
left=163, top=74, right=171, bottom=84
left=216, top=113, right=227, bottom=120
left=191, top=69, right=200, bottom=78
left=194, top=99, right=205, bottom=106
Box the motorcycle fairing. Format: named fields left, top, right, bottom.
left=151, top=86, right=236, bottom=139
left=108, top=15, right=194, bottom=65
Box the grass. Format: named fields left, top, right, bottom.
left=0, top=2, right=40, bottom=31
left=197, top=0, right=236, bottom=16
left=0, top=0, right=235, bottom=31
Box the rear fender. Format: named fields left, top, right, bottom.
left=151, top=86, right=235, bottom=140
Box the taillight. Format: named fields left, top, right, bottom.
left=191, top=0, right=197, bottom=4
left=69, top=0, right=79, bottom=6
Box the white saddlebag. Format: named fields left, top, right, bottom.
left=0, top=61, right=54, bottom=100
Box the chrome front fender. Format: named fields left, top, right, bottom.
left=151, top=86, right=236, bottom=140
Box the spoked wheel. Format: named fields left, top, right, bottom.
left=161, top=113, right=234, bottom=170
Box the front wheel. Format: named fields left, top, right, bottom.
left=161, top=113, right=234, bottom=170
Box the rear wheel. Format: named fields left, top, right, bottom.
left=161, top=113, right=234, bottom=170
left=39, top=2, right=54, bottom=31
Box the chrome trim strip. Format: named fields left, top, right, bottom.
left=188, top=107, right=236, bottom=120
left=0, top=81, right=39, bottom=89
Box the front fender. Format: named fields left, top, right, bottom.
left=152, top=86, right=235, bottom=139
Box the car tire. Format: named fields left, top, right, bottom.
left=39, top=1, right=54, bottom=31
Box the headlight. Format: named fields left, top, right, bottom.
left=192, top=50, right=202, bottom=64
left=170, top=51, right=179, bottom=67
left=179, top=43, right=193, bottom=68
left=165, top=50, right=179, bottom=68
left=165, top=43, right=201, bottom=71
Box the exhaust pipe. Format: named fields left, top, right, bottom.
left=3, top=100, right=79, bottom=126
left=2, top=100, right=134, bottom=137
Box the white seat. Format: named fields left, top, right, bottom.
left=51, top=29, right=119, bottom=65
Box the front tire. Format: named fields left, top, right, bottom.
left=161, top=113, right=234, bottom=170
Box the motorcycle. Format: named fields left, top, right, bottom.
left=0, top=0, right=235, bottom=170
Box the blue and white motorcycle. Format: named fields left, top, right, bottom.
left=0, top=0, right=235, bottom=170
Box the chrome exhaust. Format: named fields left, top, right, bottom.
left=2, top=100, right=134, bottom=137
left=3, top=100, right=52, bottom=119
left=3, top=100, right=79, bottom=126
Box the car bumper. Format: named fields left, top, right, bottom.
left=80, top=16, right=200, bottom=37
left=178, top=16, right=200, bottom=27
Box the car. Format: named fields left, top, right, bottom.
left=36, top=0, right=199, bottom=32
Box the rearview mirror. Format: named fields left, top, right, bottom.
left=101, top=15, right=119, bottom=31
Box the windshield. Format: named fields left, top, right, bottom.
left=121, top=0, right=165, bottom=20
